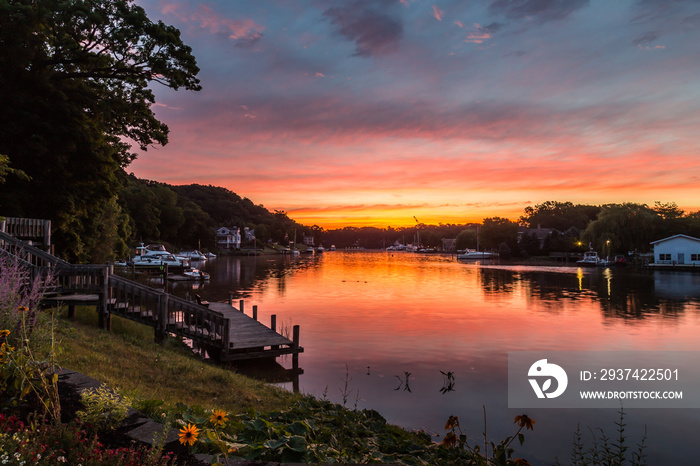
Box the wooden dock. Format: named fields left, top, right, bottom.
left=1, top=230, right=303, bottom=364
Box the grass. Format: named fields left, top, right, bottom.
left=53, top=305, right=296, bottom=415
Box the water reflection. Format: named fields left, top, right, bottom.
left=117, top=252, right=700, bottom=464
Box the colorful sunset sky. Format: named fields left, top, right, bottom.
left=130, top=0, right=700, bottom=228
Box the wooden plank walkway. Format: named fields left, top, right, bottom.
left=209, top=302, right=302, bottom=361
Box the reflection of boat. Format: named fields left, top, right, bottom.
left=576, top=251, right=609, bottom=267
left=183, top=268, right=210, bottom=280
left=457, top=249, right=498, bottom=260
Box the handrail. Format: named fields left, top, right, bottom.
left=0, top=230, right=69, bottom=267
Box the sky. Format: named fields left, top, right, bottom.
left=130, top=0, right=700, bottom=228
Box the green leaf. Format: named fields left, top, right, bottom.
left=287, top=421, right=310, bottom=436
left=518, top=432, right=525, bottom=446
left=263, top=437, right=288, bottom=450
left=286, top=435, right=307, bottom=453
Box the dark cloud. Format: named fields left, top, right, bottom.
left=488, top=0, right=590, bottom=22
left=324, top=1, right=403, bottom=57
left=632, top=31, right=658, bottom=46
left=484, top=22, right=504, bottom=32
left=681, top=13, right=700, bottom=31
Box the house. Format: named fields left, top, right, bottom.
left=517, top=225, right=558, bottom=249
left=650, top=234, right=700, bottom=265
left=216, top=227, right=241, bottom=250
left=441, top=238, right=457, bottom=252
left=303, top=234, right=314, bottom=247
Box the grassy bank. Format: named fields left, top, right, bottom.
left=54, top=306, right=296, bottom=415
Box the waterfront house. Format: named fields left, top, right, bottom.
left=303, top=234, right=314, bottom=247
left=650, top=234, right=700, bottom=266
left=216, top=227, right=241, bottom=250
left=517, top=225, right=559, bottom=249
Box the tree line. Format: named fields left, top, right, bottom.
left=316, top=201, right=700, bottom=258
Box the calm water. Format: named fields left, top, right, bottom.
left=166, top=251, right=700, bottom=465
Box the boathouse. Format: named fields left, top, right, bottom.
left=650, top=234, right=700, bottom=266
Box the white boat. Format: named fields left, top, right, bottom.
left=132, top=244, right=189, bottom=268
left=206, top=252, right=217, bottom=259
left=316, top=245, right=325, bottom=253
left=457, top=249, right=498, bottom=260
left=179, top=249, right=208, bottom=261
left=576, top=251, right=609, bottom=267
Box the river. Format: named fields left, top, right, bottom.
left=164, top=251, right=700, bottom=465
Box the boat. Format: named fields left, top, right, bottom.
left=179, top=249, right=208, bottom=261
left=457, top=249, right=498, bottom=260
left=576, top=251, right=609, bottom=267
left=131, top=244, right=189, bottom=268
left=205, top=252, right=217, bottom=259
left=316, top=245, right=325, bottom=253
left=330, top=245, right=336, bottom=251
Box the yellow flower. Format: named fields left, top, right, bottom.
left=514, top=414, right=536, bottom=431
left=210, top=409, right=228, bottom=427
left=178, top=423, right=199, bottom=446
left=0, top=329, right=10, bottom=338
left=17, top=306, right=29, bottom=313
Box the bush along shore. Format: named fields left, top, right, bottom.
left=0, top=256, right=648, bottom=465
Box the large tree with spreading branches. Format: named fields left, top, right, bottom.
left=0, top=0, right=200, bottom=261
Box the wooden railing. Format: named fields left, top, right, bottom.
left=1, top=230, right=298, bottom=363
left=0, top=217, right=51, bottom=249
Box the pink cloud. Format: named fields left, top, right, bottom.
left=433, top=6, right=443, bottom=21
left=160, top=1, right=264, bottom=43
left=465, top=23, right=492, bottom=44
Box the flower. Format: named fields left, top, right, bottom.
left=514, top=414, right=536, bottom=430
left=210, top=409, right=228, bottom=427
left=0, top=330, right=9, bottom=338
left=444, top=415, right=459, bottom=431
left=178, top=423, right=199, bottom=446
left=16, top=306, right=29, bottom=313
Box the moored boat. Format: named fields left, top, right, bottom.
left=576, top=251, right=609, bottom=267
left=457, top=249, right=498, bottom=260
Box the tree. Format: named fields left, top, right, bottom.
left=581, top=203, right=660, bottom=254
left=456, top=229, right=477, bottom=250
left=0, top=0, right=200, bottom=261
left=520, top=201, right=600, bottom=231
left=479, top=217, right=519, bottom=252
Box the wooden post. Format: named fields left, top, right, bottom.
left=271, top=314, right=278, bottom=350
left=252, top=305, right=258, bottom=321
left=155, top=292, right=168, bottom=344
left=228, top=292, right=233, bottom=306
left=239, top=299, right=244, bottom=314
left=98, top=265, right=111, bottom=331
left=292, top=325, right=300, bottom=370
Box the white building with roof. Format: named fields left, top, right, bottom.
left=650, top=234, right=700, bottom=265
